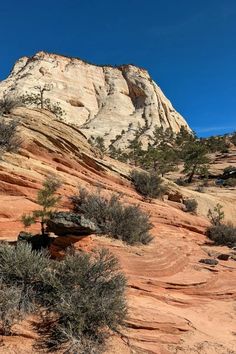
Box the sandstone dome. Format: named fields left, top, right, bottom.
left=0, top=51, right=191, bottom=148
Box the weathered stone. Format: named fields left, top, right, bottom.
left=18, top=231, right=33, bottom=241
left=217, top=253, right=230, bottom=261
left=46, top=212, right=98, bottom=236
left=0, top=51, right=191, bottom=149
left=199, top=258, right=218, bottom=266
left=167, top=190, right=183, bottom=203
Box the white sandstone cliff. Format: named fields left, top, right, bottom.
left=0, top=51, right=191, bottom=147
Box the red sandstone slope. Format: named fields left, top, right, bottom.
left=0, top=107, right=235, bottom=354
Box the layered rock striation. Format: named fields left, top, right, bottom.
left=0, top=51, right=190, bottom=148
left=0, top=108, right=235, bottom=353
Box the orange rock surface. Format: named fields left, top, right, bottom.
left=0, top=108, right=235, bottom=354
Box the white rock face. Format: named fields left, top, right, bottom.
left=0, top=51, right=191, bottom=147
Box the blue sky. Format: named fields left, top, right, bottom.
left=0, top=0, right=235, bottom=136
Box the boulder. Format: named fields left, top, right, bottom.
left=18, top=231, right=34, bottom=241
left=199, top=258, right=218, bottom=266
left=167, top=190, right=183, bottom=203
left=46, top=212, right=99, bottom=236
left=217, top=253, right=230, bottom=261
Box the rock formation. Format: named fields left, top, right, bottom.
left=46, top=211, right=99, bottom=236
left=0, top=107, right=235, bottom=353
left=0, top=51, right=191, bottom=148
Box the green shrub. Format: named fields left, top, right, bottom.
left=0, top=242, right=127, bottom=353
left=108, top=145, right=128, bottom=162
left=0, top=283, right=23, bottom=335
left=0, top=242, right=50, bottom=313
left=0, top=96, right=22, bottom=115
left=181, top=141, right=210, bottom=183
left=203, top=135, right=229, bottom=153
left=36, top=249, right=127, bottom=353
left=207, top=204, right=225, bottom=226
left=88, top=136, right=106, bottom=158
left=0, top=118, right=21, bottom=155
left=21, top=88, right=66, bottom=120
left=206, top=223, right=236, bottom=246
left=70, top=189, right=153, bottom=244
left=224, top=178, right=236, bottom=187
left=130, top=170, right=166, bottom=199
left=0, top=242, right=50, bottom=334
left=231, top=132, right=236, bottom=146
left=183, top=198, right=198, bottom=213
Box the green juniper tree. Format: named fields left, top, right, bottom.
left=88, top=136, right=106, bottom=158
left=22, top=175, right=62, bottom=236
left=182, top=141, right=210, bottom=183
left=34, top=84, right=52, bottom=109
left=154, top=147, right=178, bottom=176
left=128, top=137, right=143, bottom=165
left=175, top=126, right=196, bottom=147
left=108, top=145, right=128, bottom=162
left=21, top=84, right=65, bottom=120
left=202, top=135, right=229, bottom=153
left=151, top=126, right=175, bottom=147
left=141, top=144, right=178, bottom=176
left=127, top=122, right=147, bottom=165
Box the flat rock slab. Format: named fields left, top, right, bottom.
left=46, top=212, right=98, bottom=236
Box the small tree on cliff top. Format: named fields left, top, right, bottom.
left=22, top=175, right=62, bottom=236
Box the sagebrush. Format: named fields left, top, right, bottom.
left=207, top=204, right=225, bottom=226
left=224, top=178, right=236, bottom=187
left=0, top=242, right=50, bottom=314
left=0, top=283, right=23, bottom=335
left=183, top=198, right=198, bottom=213
left=70, top=188, right=153, bottom=244
left=130, top=170, right=166, bottom=199
left=206, top=223, right=236, bottom=246
left=0, top=242, right=127, bottom=353
left=38, top=248, right=127, bottom=353
left=0, top=96, right=22, bottom=115
left=0, top=118, right=21, bottom=156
